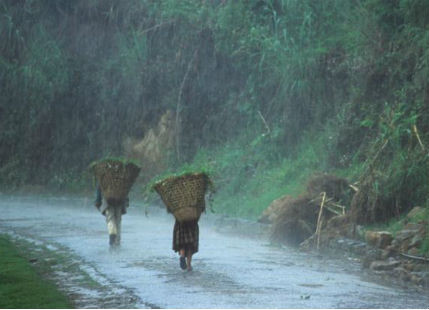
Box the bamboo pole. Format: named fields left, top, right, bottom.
left=400, top=252, right=429, bottom=262
left=315, top=192, right=327, bottom=250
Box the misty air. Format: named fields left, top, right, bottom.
left=0, top=1, right=428, bottom=309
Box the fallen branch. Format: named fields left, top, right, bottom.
left=349, top=184, right=359, bottom=192
left=257, top=110, right=271, bottom=136
left=361, top=138, right=389, bottom=182
left=310, top=196, right=333, bottom=204
left=400, top=252, right=429, bottom=263
left=329, top=202, right=346, bottom=215
left=324, top=201, right=346, bottom=216
left=139, top=20, right=174, bottom=34
left=413, top=125, right=426, bottom=151
left=324, top=206, right=342, bottom=216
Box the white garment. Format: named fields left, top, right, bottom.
left=105, top=205, right=122, bottom=244
left=96, top=195, right=128, bottom=245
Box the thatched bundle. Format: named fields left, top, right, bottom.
left=93, top=159, right=141, bottom=206
left=258, top=195, right=294, bottom=224
left=153, top=172, right=211, bottom=222
left=268, top=174, right=351, bottom=246
left=271, top=195, right=321, bottom=246
left=306, top=174, right=349, bottom=201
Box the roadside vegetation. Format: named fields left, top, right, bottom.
left=0, top=0, right=427, bottom=237
left=0, top=234, right=71, bottom=308
left=0, top=1, right=427, bottom=295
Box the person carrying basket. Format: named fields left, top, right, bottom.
left=92, top=158, right=140, bottom=249
left=153, top=172, right=212, bottom=271
left=95, top=184, right=129, bottom=247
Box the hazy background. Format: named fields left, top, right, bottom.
left=0, top=0, right=428, bottom=219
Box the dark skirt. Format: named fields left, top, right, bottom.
left=172, top=220, right=199, bottom=255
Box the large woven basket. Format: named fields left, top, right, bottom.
left=153, top=173, right=209, bottom=222
left=93, top=159, right=141, bottom=206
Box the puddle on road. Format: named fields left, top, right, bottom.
left=298, top=283, right=324, bottom=288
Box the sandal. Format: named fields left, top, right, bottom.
left=180, top=256, right=187, bottom=270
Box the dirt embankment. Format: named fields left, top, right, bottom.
left=123, top=110, right=175, bottom=181
left=259, top=174, right=429, bottom=289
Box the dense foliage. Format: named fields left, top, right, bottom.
left=1, top=0, right=427, bottom=220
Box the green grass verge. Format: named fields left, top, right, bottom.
left=0, top=235, right=71, bottom=309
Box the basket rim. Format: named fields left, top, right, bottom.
left=90, top=158, right=141, bottom=172
left=153, top=172, right=208, bottom=190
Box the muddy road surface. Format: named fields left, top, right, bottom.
left=0, top=196, right=427, bottom=308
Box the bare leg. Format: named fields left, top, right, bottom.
left=115, top=207, right=122, bottom=246
left=186, top=252, right=193, bottom=271
left=105, top=207, right=117, bottom=247
left=105, top=207, right=118, bottom=235
left=105, top=206, right=121, bottom=248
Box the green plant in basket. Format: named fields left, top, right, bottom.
left=90, top=157, right=141, bottom=204
left=89, top=157, right=140, bottom=170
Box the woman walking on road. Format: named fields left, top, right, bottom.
left=153, top=172, right=212, bottom=272
left=91, top=158, right=140, bottom=249
left=173, top=218, right=201, bottom=271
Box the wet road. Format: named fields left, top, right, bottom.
left=0, top=196, right=427, bottom=308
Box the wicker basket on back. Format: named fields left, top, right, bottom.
left=153, top=173, right=210, bottom=222
left=93, top=159, right=141, bottom=206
